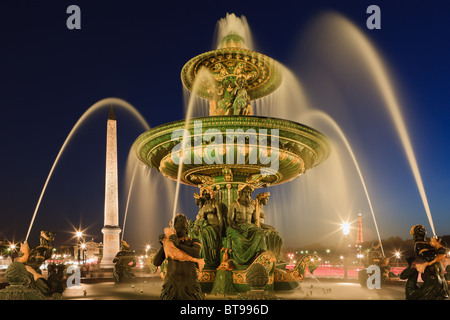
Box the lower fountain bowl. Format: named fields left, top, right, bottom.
left=132, top=115, right=330, bottom=189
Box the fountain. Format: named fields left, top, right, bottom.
left=133, top=14, right=329, bottom=292
left=2, top=8, right=439, bottom=301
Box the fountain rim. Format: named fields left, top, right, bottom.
left=180, top=47, right=282, bottom=100
left=134, top=115, right=330, bottom=144
left=132, top=115, right=331, bottom=182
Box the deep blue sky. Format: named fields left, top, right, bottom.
left=0, top=1, right=449, bottom=248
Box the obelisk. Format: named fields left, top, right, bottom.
left=100, top=106, right=121, bottom=268
left=356, top=213, right=363, bottom=244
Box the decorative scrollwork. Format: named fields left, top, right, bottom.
left=288, top=254, right=320, bottom=282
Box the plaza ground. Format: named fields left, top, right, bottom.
left=62, top=271, right=407, bottom=300
left=0, top=264, right=428, bottom=300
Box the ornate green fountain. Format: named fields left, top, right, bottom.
left=134, top=22, right=330, bottom=293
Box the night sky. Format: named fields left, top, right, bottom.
left=1, top=1, right=449, bottom=250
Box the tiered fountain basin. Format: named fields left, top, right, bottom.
left=133, top=115, right=331, bottom=191
left=181, top=46, right=282, bottom=101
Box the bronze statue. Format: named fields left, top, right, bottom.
left=229, top=75, right=253, bottom=115
left=13, top=231, right=65, bottom=298
left=226, top=185, right=266, bottom=267
left=400, top=225, right=449, bottom=300
left=161, top=227, right=205, bottom=271
left=191, top=187, right=224, bottom=269
left=209, top=61, right=254, bottom=116
left=153, top=214, right=204, bottom=300
left=445, top=265, right=450, bottom=281
left=0, top=262, right=48, bottom=300
left=113, top=240, right=137, bottom=283
left=46, top=263, right=67, bottom=294
left=365, top=241, right=383, bottom=266
left=256, top=192, right=283, bottom=262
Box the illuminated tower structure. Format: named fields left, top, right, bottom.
left=100, top=107, right=121, bottom=268
left=356, top=213, right=363, bottom=244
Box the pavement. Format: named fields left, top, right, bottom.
left=61, top=273, right=407, bottom=301
left=57, top=274, right=415, bottom=320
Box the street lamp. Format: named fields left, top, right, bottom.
left=9, top=244, right=16, bottom=261
left=76, top=231, right=84, bottom=265
left=394, top=251, right=401, bottom=266
left=81, top=243, right=86, bottom=265
left=341, top=222, right=350, bottom=236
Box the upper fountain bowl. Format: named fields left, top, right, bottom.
left=181, top=40, right=282, bottom=101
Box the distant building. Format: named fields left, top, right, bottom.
left=0, top=239, right=15, bottom=268
left=73, top=239, right=102, bottom=264
left=0, top=256, right=11, bottom=269
left=58, top=245, right=75, bottom=258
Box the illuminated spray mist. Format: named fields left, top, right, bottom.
left=306, top=110, right=385, bottom=256
left=315, top=13, right=436, bottom=237
left=190, top=14, right=386, bottom=247
left=172, top=68, right=215, bottom=227
left=214, top=13, right=254, bottom=50
left=121, top=160, right=138, bottom=241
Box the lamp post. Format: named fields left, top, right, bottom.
left=394, top=251, right=401, bottom=267
left=76, top=231, right=83, bottom=265
left=81, top=243, right=86, bottom=265
left=9, top=244, right=16, bottom=262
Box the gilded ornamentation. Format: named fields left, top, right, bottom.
left=133, top=116, right=329, bottom=189
left=288, top=254, right=320, bottom=281
left=181, top=48, right=281, bottom=103
left=197, top=269, right=216, bottom=282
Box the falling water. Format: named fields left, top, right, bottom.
left=174, top=13, right=398, bottom=250
left=301, top=13, right=436, bottom=237
left=252, top=65, right=310, bottom=118
left=192, top=14, right=385, bottom=247
left=214, top=13, right=254, bottom=50
left=174, top=13, right=255, bottom=226
left=172, top=68, right=214, bottom=226
left=123, top=147, right=175, bottom=247
left=121, top=159, right=138, bottom=241
left=305, top=110, right=385, bottom=256
left=255, top=63, right=385, bottom=248
left=25, top=97, right=150, bottom=242
left=183, top=87, right=209, bottom=118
